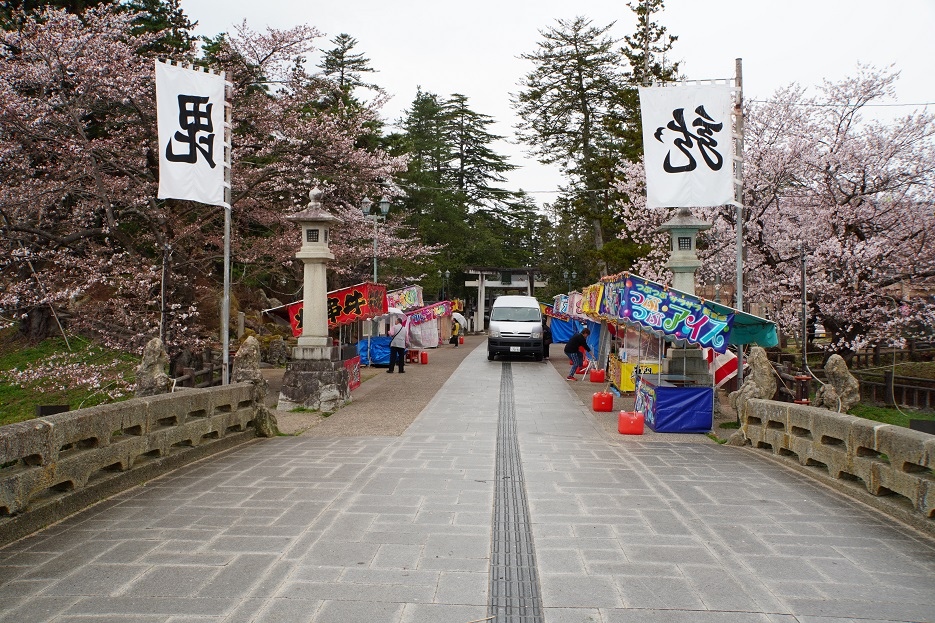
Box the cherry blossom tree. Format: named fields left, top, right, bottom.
left=199, top=21, right=431, bottom=291
left=0, top=6, right=433, bottom=360
left=0, top=7, right=163, bottom=348
left=616, top=66, right=935, bottom=358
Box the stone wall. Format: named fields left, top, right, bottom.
left=740, top=398, right=935, bottom=535
left=0, top=383, right=261, bottom=547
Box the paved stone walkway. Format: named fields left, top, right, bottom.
left=1, top=343, right=934, bottom=622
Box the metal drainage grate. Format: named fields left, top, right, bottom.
left=488, top=363, right=544, bottom=623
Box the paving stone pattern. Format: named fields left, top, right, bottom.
left=1, top=344, right=934, bottom=622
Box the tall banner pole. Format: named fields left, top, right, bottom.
left=221, top=70, right=232, bottom=384
left=155, top=59, right=231, bottom=382
left=733, top=58, right=745, bottom=387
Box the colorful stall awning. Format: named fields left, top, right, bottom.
left=387, top=285, right=424, bottom=311
left=405, top=300, right=452, bottom=326
left=583, top=273, right=777, bottom=352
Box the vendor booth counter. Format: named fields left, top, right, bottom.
left=634, top=374, right=713, bottom=433
left=608, top=354, right=660, bottom=392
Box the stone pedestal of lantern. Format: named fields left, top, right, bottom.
left=277, top=189, right=351, bottom=413
left=657, top=207, right=714, bottom=386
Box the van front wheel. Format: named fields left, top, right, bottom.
left=487, top=350, right=495, bottom=361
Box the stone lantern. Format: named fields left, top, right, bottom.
left=277, top=188, right=350, bottom=413
left=657, top=207, right=711, bottom=296
left=657, top=207, right=715, bottom=385
left=286, top=188, right=342, bottom=361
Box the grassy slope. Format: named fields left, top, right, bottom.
left=0, top=328, right=138, bottom=426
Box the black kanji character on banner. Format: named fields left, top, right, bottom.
left=343, top=290, right=366, bottom=316
left=327, top=297, right=343, bottom=323
left=654, top=105, right=724, bottom=173
left=367, top=289, right=383, bottom=315
left=166, top=94, right=216, bottom=167
left=291, top=307, right=303, bottom=331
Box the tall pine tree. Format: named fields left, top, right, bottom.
left=514, top=3, right=680, bottom=279
left=318, top=33, right=378, bottom=95
left=388, top=90, right=540, bottom=298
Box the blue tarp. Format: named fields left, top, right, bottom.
left=549, top=317, right=578, bottom=343
left=357, top=336, right=391, bottom=366
left=550, top=318, right=601, bottom=362
left=585, top=319, right=601, bottom=355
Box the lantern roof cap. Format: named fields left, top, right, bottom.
left=656, top=207, right=711, bottom=233
left=287, top=187, right=343, bottom=225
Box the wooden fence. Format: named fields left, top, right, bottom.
left=766, top=344, right=934, bottom=411
left=849, top=343, right=935, bottom=368
left=852, top=371, right=935, bottom=410
left=173, top=358, right=230, bottom=389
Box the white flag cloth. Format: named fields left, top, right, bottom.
left=639, top=84, right=734, bottom=208
left=156, top=60, right=228, bottom=207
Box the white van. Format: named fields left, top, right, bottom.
left=487, top=295, right=545, bottom=361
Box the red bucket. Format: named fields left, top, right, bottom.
left=420, top=351, right=428, bottom=365
left=592, top=392, right=613, bottom=412
left=618, top=411, right=644, bottom=435
left=459, top=336, right=464, bottom=345
left=589, top=369, right=605, bottom=383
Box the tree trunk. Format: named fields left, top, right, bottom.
left=591, top=218, right=608, bottom=277
left=19, top=307, right=57, bottom=341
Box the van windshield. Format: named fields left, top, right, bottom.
left=490, top=307, right=541, bottom=322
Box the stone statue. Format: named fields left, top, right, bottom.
left=232, top=336, right=279, bottom=437
left=135, top=337, right=172, bottom=397
left=814, top=354, right=860, bottom=413
left=233, top=336, right=265, bottom=387
left=729, top=346, right=777, bottom=418
left=267, top=336, right=288, bottom=366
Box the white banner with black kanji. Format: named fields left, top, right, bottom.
left=639, top=84, right=734, bottom=209
left=156, top=60, right=227, bottom=207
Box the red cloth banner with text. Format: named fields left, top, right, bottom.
left=286, top=283, right=388, bottom=337
left=344, top=355, right=361, bottom=391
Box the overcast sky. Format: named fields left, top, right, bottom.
left=180, top=0, right=934, bottom=206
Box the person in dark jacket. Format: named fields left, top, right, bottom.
left=563, top=327, right=591, bottom=380
left=542, top=318, right=552, bottom=359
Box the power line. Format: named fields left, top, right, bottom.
left=394, top=182, right=604, bottom=196
left=749, top=99, right=934, bottom=108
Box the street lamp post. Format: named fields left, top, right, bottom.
left=563, top=270, right=577, bottom=292
left=361, top=195, right=390, bottom=283
left=438, top=269, right=451, bottom=300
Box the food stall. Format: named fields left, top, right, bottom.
left=404, top=300, right=453, bottom=349
left=581, top=273, right=778, bottom=433
left=607, top=324, right=662, bottom=392
left=358, top=286, right=457, bottom=365
left=264, top=282, right=388, bottom=388
left=384, top=286, right=458, bottom=350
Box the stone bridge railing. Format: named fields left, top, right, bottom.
left=740, top=398, right=935, bottom=536
left=0, top=382, right=263, bottom=547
